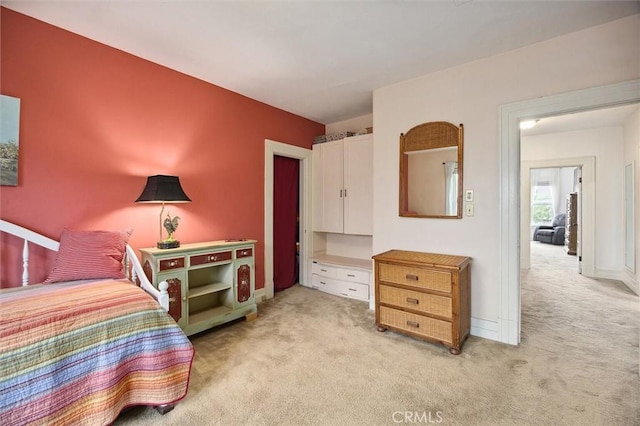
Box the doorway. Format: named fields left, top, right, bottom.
left=273, top=155, right=300, bottom=292
left=498, top=79, right=640, bottom=345
left=264, top=140, right=312, bottom=301
left=521, top=159, right=594, bottom=274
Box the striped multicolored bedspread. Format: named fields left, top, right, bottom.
left=0, top=279, right=194, bottom=426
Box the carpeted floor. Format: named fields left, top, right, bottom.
left=116, top=242, right=639, bottom=425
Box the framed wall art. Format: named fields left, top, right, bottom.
left=1, top=94, right=20, bottom=186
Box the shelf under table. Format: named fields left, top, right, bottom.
left=188, top=282, right=232, bottom=298
left=189, top=305, right=232, bottom=324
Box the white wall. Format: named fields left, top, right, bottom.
left=522, top=127, right=624, bottom=272
left=622, top=108, right=640, bottom=293
left=372, top=15, right=640, bottom=331
left=326, top=114, right=373, bottom=134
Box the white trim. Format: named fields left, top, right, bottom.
left=499, top=79, right=640, bottom=345
left=621, top=270, right=639, bottom=296
left=521, top=157, right=595, bottom=276
left=470, top=317, right=499, bottom=341
left=264, top=140, right=312, bottom=300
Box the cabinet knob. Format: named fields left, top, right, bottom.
left=182, top=296, right=187, bottom=301
left=209, top=255, right=217, bottom=261
left=169, top=261, right=176, bottom=267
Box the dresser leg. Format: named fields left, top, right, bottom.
left=376, top=325, right=387, bottom=332
left=448, top=347, right=461, bottom=355
left=245, top=312, right=258, bottom=321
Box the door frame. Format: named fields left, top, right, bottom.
left=521, top=159, right=593, bottom=274
left=498, top=79, right=640, bottom=345
left=263, top=140, right=312, bottom=300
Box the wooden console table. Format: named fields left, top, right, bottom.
left=140, top=240, right=258, bottom=336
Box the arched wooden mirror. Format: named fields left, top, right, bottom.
left=399, top=121, right=464, bottom=218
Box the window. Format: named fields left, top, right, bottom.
left=531, top=185, right=553, bottom=224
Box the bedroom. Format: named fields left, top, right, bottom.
left=1, top=2, right=639, bottom=425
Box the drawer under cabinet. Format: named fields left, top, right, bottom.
left=378, top=306, right=452, bottom=344
left=311, top=275, right=369, bottom=301
left=379, top=284, right=452, bottom=320
left=378, top=263, right=451, bottom=293
left=312, top=262, right=369, bottom=284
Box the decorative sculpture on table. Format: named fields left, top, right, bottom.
left=163, top=213, right=181, bottom=246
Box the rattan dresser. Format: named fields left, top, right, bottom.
left=372, top=250, right=471, bottom=355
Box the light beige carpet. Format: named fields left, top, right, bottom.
left=116, top=242, right=639, bottom=425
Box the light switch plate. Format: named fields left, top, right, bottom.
left=465, top=203, right=474, bottom=216
left=465, top=189, right=474, bottom=202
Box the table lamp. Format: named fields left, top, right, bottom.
left=135, top=175, right=191, bottom=249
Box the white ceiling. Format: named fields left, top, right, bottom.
left=4, top=1, right=639, bottom=124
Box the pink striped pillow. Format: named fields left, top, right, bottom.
left=44, top=228, right=132, bottom=284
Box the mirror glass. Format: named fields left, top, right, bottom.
left=400, top=122, right=463, bottom=218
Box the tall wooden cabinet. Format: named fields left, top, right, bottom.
left=312, top=134, right=373, bottom=235
left=373, top=250, right=471, bottom=355
left=140, top=240, right=258, bottom=336
left=565, top=192, right=577, bottom=255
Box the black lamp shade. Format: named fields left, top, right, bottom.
left=135, top=175, right=191, bottom=203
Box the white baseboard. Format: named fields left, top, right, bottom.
left=254, top=287, right=268, bottom=304
left=622, top=272, right=639, bottom=296
left=595, top=268, right=639, bottom=295
left=470, top=317, right=499, bottom=342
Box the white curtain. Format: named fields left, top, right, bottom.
left=530, top=168, right=562, bottom=217
left=444, top=161, right=458, bottom=215
left=548, top=168, right=561, bottom=215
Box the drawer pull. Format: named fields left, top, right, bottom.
left=241, top=250, right=248, bottom=256
left=209, top=255, right=217, bottom=261
left=320, top=268, right=328, bottom=272
left=347, top=274, right=356, bottom=277
left=406, top=320, right=420, bottom=328
left=406, top=297, right=419, bottom=305
left=320, top=281, right=327, bottom=285
left=169, top=261, right=176, bottom=267
left=406, top=274, right=419, bottom=281
left=348, top=288, right=357, bottom=292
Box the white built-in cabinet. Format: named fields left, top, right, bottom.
left=312, top=134, right=373, bottom=235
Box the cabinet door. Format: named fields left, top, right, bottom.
left=234, top=261, right=255, bottom=309
left=344, top=134, right=373, bottom=235
left=158, top=271, right=188, bottom=329
left=319, top=140, right=345, bottom=233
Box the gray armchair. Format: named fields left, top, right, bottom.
left=533, top=213, right=566, bottom=245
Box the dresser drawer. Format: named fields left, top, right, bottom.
left=190, top=250, right=232, bottom=266
left=378, top=263, right=451, bottom=293
left=159, top=257, right=185, bottom=271
left=379, top=285, right=452, bottom=319
left=336, top=267, right=369, bottom=284
left=236, top=248, right=253, bottom=258
left=379, top=306, right=452, bottom=344
left=311, top=262, right=338, bottom=278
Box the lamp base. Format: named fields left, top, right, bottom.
left=157, top=240, right=180, bottom=249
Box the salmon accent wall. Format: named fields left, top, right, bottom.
left=0, top=8, right=325, bottom=288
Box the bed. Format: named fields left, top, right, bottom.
left=0, top=220, right=194, bottom=425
